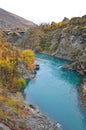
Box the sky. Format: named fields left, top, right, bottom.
left=0, top=0, right=86, bottom=24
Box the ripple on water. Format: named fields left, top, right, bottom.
left=24, top=53, right=86, bottom=130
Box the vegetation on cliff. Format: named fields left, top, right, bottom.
left=27, top=15, right=86, bottom=56
left=0, top=31, right=35, bottom=91
left=26, top=16, right=86, bottom=70
left=0, top=30, right=58, bottom=130
left=0, top=31, right=36, bottom=129
left=26, top=15, right=86, bottom=106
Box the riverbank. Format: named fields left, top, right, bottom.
left=37, top=52, right=86, bottom=110
left=25, top=53, right=86, bottom=130
left=0, top=31, right=60, bottom=130
left=0, top=87, right=59, bottom=130
left=24, top=16, right=86, bottom=110
left=56, top=57, right=86, bottom=110
left=0, top=62, right=60, bottom=130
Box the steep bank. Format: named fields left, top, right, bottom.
left=0, top=31, right=59, bottom=130
left=0, top=88, right=58, bottom=130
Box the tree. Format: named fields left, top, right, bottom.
left=18, top=78, right=26, bottom=90
left=22, top=49, right=35, bottom=63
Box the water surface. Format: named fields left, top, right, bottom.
left=24, top=53, right=86, bottom=130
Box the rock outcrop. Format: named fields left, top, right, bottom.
left=0, top=89, right=59, bottom=130
left=4, top=31, right=30, bottom=49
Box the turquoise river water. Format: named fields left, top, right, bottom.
left=24, top=53, right=86, bottom=130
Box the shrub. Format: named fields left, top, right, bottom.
left=7, top=98, right=18, bottom=110
left=18, top=78, right=26, bottom=89
left=22, top=49, right=35, bottom=63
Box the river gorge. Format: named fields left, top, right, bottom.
left=24, top=53, right=86, bottom=130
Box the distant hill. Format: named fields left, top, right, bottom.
left=0, top=8, right=36, bottom=31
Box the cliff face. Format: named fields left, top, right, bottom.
left=48, top=27, right=86, bottom=75
left=4, top=31, right=30, bottom=48
left=50, top=28, right=86, bottom=60
left=36, top=16, right=86, bottom=75
left=38, top=16, right=86, bottom=105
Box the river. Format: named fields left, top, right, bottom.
left=24, top=53, right=86, bottom=130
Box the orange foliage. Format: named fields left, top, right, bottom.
left=0, top=31, right=35, bottom=90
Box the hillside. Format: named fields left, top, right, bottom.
left=0, top=8, right=36, bottom=31
left=25, top=16, right=86, bottom=75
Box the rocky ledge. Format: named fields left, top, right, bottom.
left=62, top=62, right=86, bottom=109
left=0, top=88, right=60, bottom=130
left=80, top=79, right=86, bottom=108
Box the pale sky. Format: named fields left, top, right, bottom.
left=0, top=0, right=86, bottom=24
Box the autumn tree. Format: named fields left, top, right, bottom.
left=22, top=49, right=35, bottom=69
left=0, top=31, right=35, bottom=90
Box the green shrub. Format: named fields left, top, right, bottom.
left=18, top=78, right=26, bottom=89
left=7, top=99, right=18, bottom=110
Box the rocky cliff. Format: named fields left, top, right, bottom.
left=11, top=16, right=86, bottom=76
left=49, top=25, right=86, bottom=75
left=18, top=16, right=86, bottom=107
left=0, top=88, right=58, bottom=130
left=40, top=16, right=86, bottom=107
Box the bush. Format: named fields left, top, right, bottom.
left=7, top=98, right=18, bottom=110
left=18, top=78, right=26, bottom=89
left=22, top=49, right=35, bottom=63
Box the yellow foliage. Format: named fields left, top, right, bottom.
left=17, top=78, right=26, bottom=89
left=0, top=31, right=35, bottom=91
left=0, top=59, right=3, bottom=64
left=22, top=49, right=35, bottom=63
left=0, top=88, right=3, bottom=93
left=6, top=98, right=18, bottom=110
